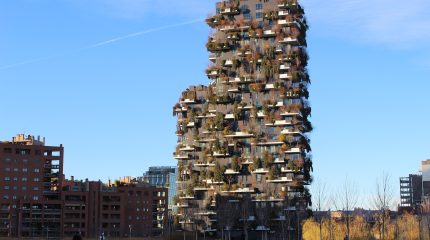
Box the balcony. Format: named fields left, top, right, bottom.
left=222, top=187, right=255, bottom=193
left=278, top=20, right=300, bottom=28
left=180, top=98, right=196, bottom=104
left=173, top=154, right=191, bottom=160
left=278, top=0, right=298, bottom=10
left=267, top=176, right=293, bottom=183
left=280, top=64, right=290, bottom=71
left=241, top=159, right=253, bottom=164
left=265, top=120, right=292, bottom=126
left=279, top=37, right=300, bottom=45
left=224, top=113, right=235, bottom=119
left=257, top=141, right=283, bottom=146
left=265, top=83, right=275, bottom=90
left=263, top=30, right=276, bottom=37
left=252, top=197, right=284, bottom=202
left=284, top=147, right=301, bottom=154
left=177, top=203, right=190, bottom=208
left=281, top=111, right=300, bottom=117
left=278, top=10, right=288, bottom=16
left=203, top=179, right=223, bottom=185
left=279, top=73, right=291, bottom=79
left=211, top=151, right=230, bottom=157
left=224, top=169, right=240, bottom=175
left=195, top=211, right=217, bottom=216
left=194, top=162, right=215, bottom=167
left=209, top=54, right=217, bottom=62
left=194, top=186, right=214, bottom=191
left=220, top=25, right=237, bottom=32
left=179, top=145, right=196, bottom=151
left=197, top=113, right=216, bottom=119
left=227, top=87, right=240, bottom=93
left=273, top=158, right=285, bottom=164
left=281, top=129, right=301, bottom=135
left=224, top=59, right=233, bottom=66
left=220, top=7, right=240, bottom=15
left=224, top=132, right=254, bottom=138
left=252, top=168, right=269, bottom=174
left=281, top=167, right=300, bottom=173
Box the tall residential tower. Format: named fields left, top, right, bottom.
left=173, top=0, right=311, bottom=238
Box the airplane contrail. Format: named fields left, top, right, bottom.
left=0, top=18, right=204, bottom=71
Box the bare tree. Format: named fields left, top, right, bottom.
left=313, top=180, right=328, bottom=240
left=421, top=198, right=430, bottom=239
left=333, top=178, right=359, bottom=239
left=372, top=172, right=394, bottom=240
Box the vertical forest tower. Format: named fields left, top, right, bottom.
left=173, top=0, right=312, bottom=238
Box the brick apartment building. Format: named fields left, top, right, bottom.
left=0, top=134, right=167, bottom=238
left=61, top=179, right=167, bottom=238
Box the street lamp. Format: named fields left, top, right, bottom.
left=129, top=224, right=132, bottom=240
left=113, top=224, right=116, bottom=240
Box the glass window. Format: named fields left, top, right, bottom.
left=256, top=3, right=263, bottom=10
left=4, top=186, right=9, bottom=190
left=22, top=178, right=27, bottom=182
left=244, top=13, right=251, bottom=20
left=34, top=168, right=40, bottom=173
left=22, top=168, right=28, bottom=172
left=5, top=168, right=10, bottom=172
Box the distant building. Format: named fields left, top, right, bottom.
left=0, top=134, right=63, bottom=238
left=62, top=179, right=167, bottom=238
left=420, top=160, right=430, bottom=197
left=143, top=166, right=177, bottom=209
left=399, top=174, right=422, bottom=211
left=0, top=134, right=168, bottom=238
left=399, top=159, right=430, bottom=213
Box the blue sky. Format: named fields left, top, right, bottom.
left=0, top=0, right=429, bottom=208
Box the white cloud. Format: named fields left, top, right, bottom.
left=302, top=0, right=430, bottom=48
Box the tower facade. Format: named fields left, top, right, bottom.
left=173, top=0, right=311, bottom=238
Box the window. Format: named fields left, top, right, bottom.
left=16, top=149, right=30, bottom=155
left=12, top=196, right=16, bottom=200
left=244, top=13, right=251, bottom=20
left=33, top=196, right=38, bottom=201
left=4, top=177, right=10, bottom=181
left=22, top=186, right=27, bottom=191
left=23, top=159, right=29, bottom=163
left=12, top=186, right=17, bottom=190
left=3, top=148, right=12, bottom=154
left=22, top=168, right=28, bottom=172
left=13, top=177, right=18, bottom=181
left=3, top=195, right=9, bottom=200
left=256, top=3, right=263, bottom=10
left=216, top=8, right=220, bottom=14
left=4, top=158, right=11, bottom=163
left=256, top=12, right=263, bottom=19
left=5, top=168, right=10, bottom=172
left=22, top=177, right=27, bottom=182
left=34, top=168, right=39, bottom=173
left=13, top=168, right=18, bottom=172
left=4, top=186, right=9, bottom=190
left=33, top=187, right=39, bottom=191
left=33, top=178, right=39, bottom=182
